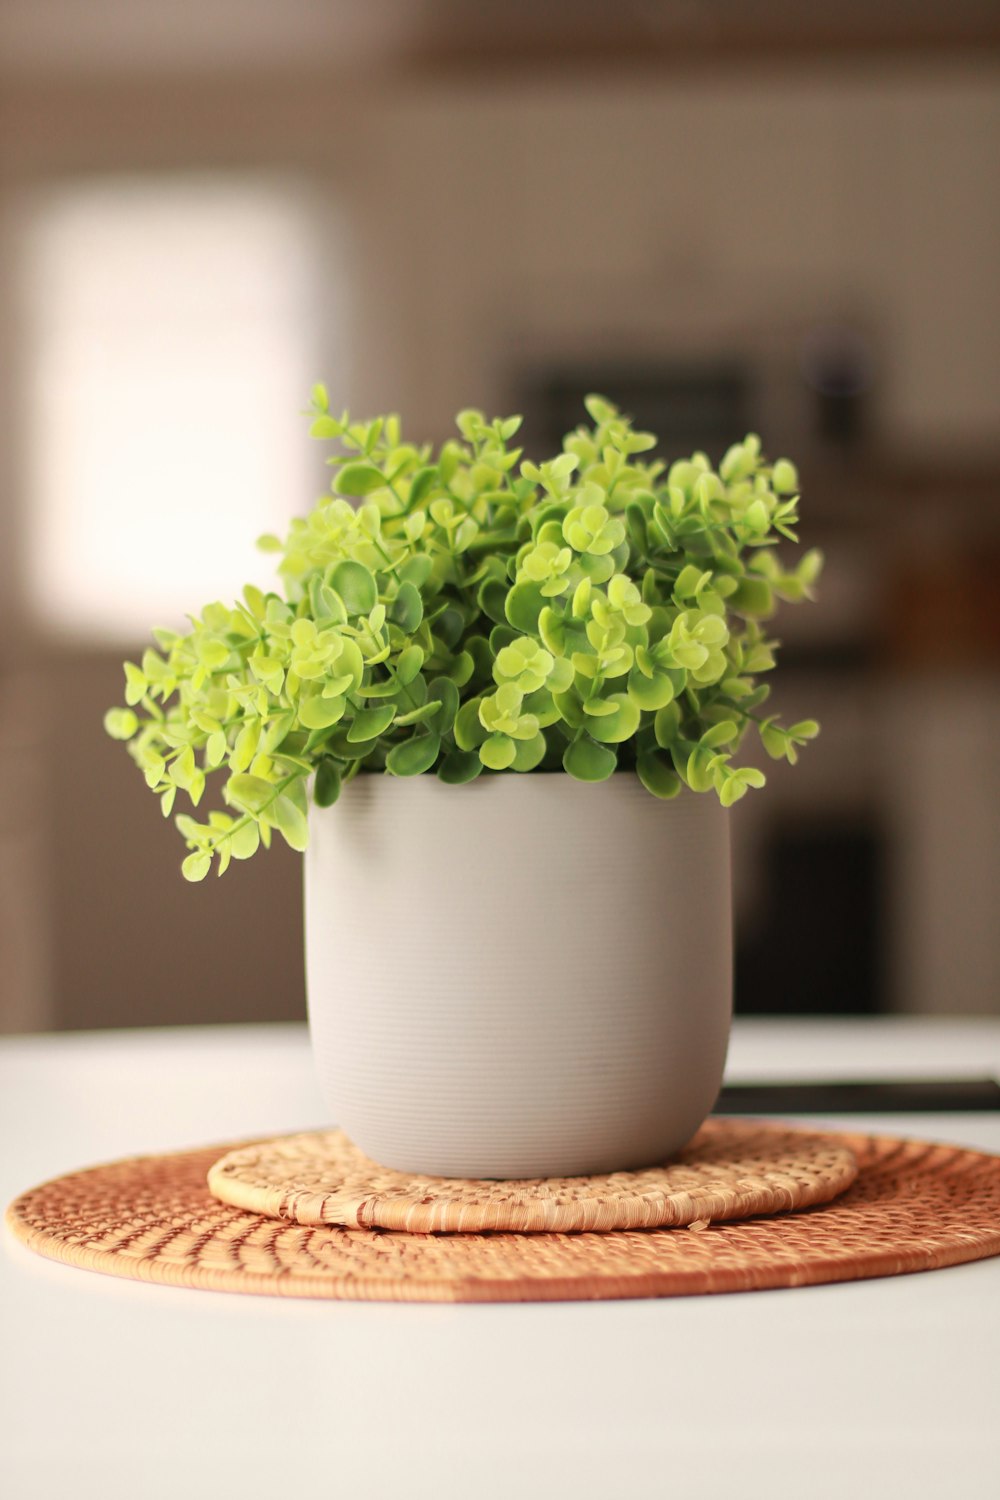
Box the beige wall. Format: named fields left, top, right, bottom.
left=1, top=59, right=998, bottom=1028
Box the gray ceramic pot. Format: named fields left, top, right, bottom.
left=305, top=772, right=731, bottom=1178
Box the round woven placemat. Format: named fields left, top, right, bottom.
left=206, top=1120, right=858, bottom=1232
left=7, top=1127, right=1000, bottom=1302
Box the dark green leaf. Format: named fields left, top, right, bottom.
left=389, top=580, right=423, bottom=632
left=511, top=731, right=547, bottom=772
left=385, top=732, right=441, bottom=777
left=328, top=560, right=378, bottom=616
left=636, top=753, right=682, bottom=799
left=454, top=696, right=487, bottom=751
left=505, top=581, right=544, bottom=633
left=477, top=578, right=508, bottom=626
left=427, top=677, right=460, bottom=734
left=437, top=749, right=482, bottom=784
left=562, top=737, right=617, bottom=782
left=398, top=554, right=434, bottom=590
left=347, top=705, right=396, bottom=743
left=314, top=759, right=342, bottom=808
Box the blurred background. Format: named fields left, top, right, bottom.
left=1, top=1, right=998, bottom=1033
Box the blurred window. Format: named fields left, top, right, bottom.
left=19, top=175, right=331, bottom=641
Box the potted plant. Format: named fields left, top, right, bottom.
left=106, top=392, right=821, bottom=1178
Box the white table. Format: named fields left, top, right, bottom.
left=2, top=1020, right=998, bottom=1500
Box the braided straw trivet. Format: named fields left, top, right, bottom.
left=206, top=1120, right=858, bottom=1232
left=7, top=1128, right=1000, bottom=1302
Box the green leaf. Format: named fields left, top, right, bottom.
left=729, top=577, right=775, bottom=618
left=123, top=662, right=147, bottom=706
left=511, top=731, right=546, bottom=772
left=480, top=734, right=516, bottom=770
left=309, top=415, right=341, bottom=439
left=104, top=707, right=138, bottom=740
left=585, top=693, right=641, bottom=745
left=328, top=560, right=378, bottom=616
left=385, top=732, right=441, bottom=777
left=394, top=700, right=442, bottom=728
left=772, top=458, right=799, bottom=495
left=563, top=737, right=617, bottom=782
left=700, top=720, right=739, bottom=749
left=636, top=753, right=682, bottom=799
left=437, top=749, right=483, bottom=784
left=477, top=578, right=509, bottom=626
left=314, top=760, right=342, bottom=808
left=206, top=730, right=227, bottom=767
left=337, top=462, right=385, bottom=497
left=298, top=693, right=347, bottom=730
left=626, top=669, right=676, bottom=712
left=685, top=747, right=718, bottom=793
left=398, top=554, right=435, bottom=590
left=408, top=466, right=439, bottom=506
left=427, top=677, right=460, bottom=735
left=224, top=773, right=275, bottom=814
left=347, top=705, right=396, bottom=743
left=454, top=697, right=487, bottom=751
left=504, top=581, right=544, bottom=633
left=389, top=581, right=423, bottom=632
left=182, top=852, right=211, bottom=882
left=395, top=645, right=425, bottom=685
left=273, top=793, right=309, bottom=850
left=230, top=821, right=261, bottom=859
left=553, top=689, right=585, bottom=729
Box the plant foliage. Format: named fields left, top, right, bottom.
left=106, top=391, right=821, bottom=879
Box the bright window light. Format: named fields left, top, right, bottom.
left=20, top=175, right=334, bottom=641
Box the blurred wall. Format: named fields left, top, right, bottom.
left=1, top=37, right=998, bottom=1029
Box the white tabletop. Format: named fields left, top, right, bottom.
left=2, top=1019, right=998, bottom=1500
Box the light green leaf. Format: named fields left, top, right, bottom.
left=479, top=734, right=516, bottom=770
left=104, top=707, right=138, bottom=740
left=454, top=698, right=487, bottom=751
left=510, top=731, right=546, bottom=772
left=182, top=851, right=211, bottom=882
left=337, top=462, right=385, bottom=497
left=272, top=793, right=309, bottom=850
left=224, top=773, right=275, bottom=814
left=586, top=693, right=641, bottom=744
left=230, top=821, right=261, bottom=859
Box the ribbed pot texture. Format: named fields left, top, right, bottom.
left=305, top=773, right=731, bottom=1178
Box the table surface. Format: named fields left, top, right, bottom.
left=2, top=1018, right=999, bottom=1500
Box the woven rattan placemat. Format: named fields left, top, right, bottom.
left=7, top=1126, right=1000, bottom=1302
left=206, top=1120, right=858, bottom=1232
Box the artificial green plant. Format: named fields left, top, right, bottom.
left=105, top=392, right=821, bottom=879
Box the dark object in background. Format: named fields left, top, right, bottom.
left=716, top=1078, right=1000, bottom=1114
left=800, top=322, right=875, bottom=449
left=521, top=362, right=752, bottom=463
left=736, top=820, right=886, bottom=1016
